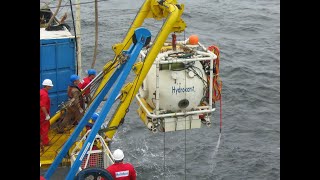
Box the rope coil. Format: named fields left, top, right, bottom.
left=207, top=45, right=222, bottom=102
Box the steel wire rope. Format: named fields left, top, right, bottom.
left=162, top=15, right=167, bottom=180
left=110, top=33, right=144, bottom=120
left=151, top=3, right=183, bottom=179
left=47, top=0, right=108, bottom=9
left=47, top=12, right=138, bottom=21
left=46, top=0, right=151, bottom=35
left=83, top=81, right=101, bottom=109
left=86, top=32, right=134, bottom=100
left=61, top=26, right=136, bottom=37
left=209, top=97, right=223, bottom=173
left=184, top=29, right=187, bottom=180
left=208, top=45, right=223, bottom=173
left=80, top=67, right=112, bottom=109
left=183, top=48, right=187, bottom=180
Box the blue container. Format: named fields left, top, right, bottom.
left=40, top=37, right=76, bottom=116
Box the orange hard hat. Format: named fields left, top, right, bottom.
left=189, top=35, right=199, bottom=45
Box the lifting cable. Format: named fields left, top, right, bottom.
left=210, top=96, right=222, bottom=172
left=47, top=0, right=108, bottom=9
left=184, top=42, right=187, bottom=180
left=209, top=45, right=223, bottom=172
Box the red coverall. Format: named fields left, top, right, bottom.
left=40, top=88, right=50, bottom=145
left=106, top=162, right=137, bottom=180
left=79, top=76, right=91, bottom=95
left=79, top=76, right=92, bottom=104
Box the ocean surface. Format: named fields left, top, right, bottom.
left=41, top=0, right=280, bottom=179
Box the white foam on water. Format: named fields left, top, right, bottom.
left=211, top=132, right=222, bottom=172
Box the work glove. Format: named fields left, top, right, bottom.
left=79, top=108, right=84, bottom=114
left=45, top=114, right=50, bottom=121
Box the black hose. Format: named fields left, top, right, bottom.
left=69, top=0, right=79, bottom=75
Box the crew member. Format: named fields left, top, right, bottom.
left=57, top=74, right=84, bottom=133
left=79, top=69, right=96, bottom=106
left=85, top=112, right=99, bottom=131
left=106, top=149, right=137, bottom=180
left=40, top=79, right=54, bottom=146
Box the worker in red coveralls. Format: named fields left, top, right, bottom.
left=40, top=176, right=45, bottom=180
left=79, top=69, right=96, bottom=107
left=105, top=149, right=137, bottom=180
left=40, top=79, right=54, bottom=146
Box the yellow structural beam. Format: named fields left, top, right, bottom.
left=106, top=2, right=185, bottom=139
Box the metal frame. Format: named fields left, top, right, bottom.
left=135, top=44, right=217, bottom=119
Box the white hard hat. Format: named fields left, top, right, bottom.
left=113, top=149, right=124, bottom=161
left=42, top=79, right=54, bottom=87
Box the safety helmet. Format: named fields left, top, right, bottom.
left=70, top=74, right=80, bottom=83
left=42, top=79, right=54, bottom=87
left=91, top=112, right=99, bottom=121
left=113, top=149, right=124, bottom=161
left=88, top=69, right=96, bottom=76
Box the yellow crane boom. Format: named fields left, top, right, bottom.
left=94, top=0, right=186, bottom=139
